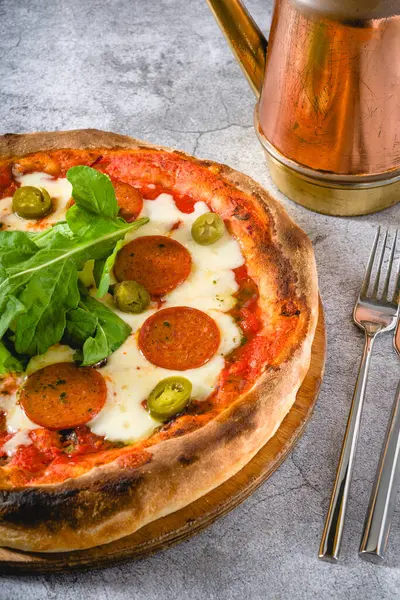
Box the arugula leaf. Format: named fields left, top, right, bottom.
left=67, top=166, right=118, bottom=218
left=3, top=220, right=147, bottom=281
left=78, top=296, right=131, bottom=366
left=81, top=324, right=109, bottom=366
left=27, top=222, right=73, bottom=248
left=0, top=296, right=26, bottom=338
left=0, top=272, right=32, bottom=319
left=65, top=307, right=98, bottom=348
left=96, top=239, right=124, bottom=298
left=93, top=258, right=105, bottom=288
left=0, top=218, right=147, bottom=352
left=15, top=260, right=80, bottom=355
left=0, top=166, right=146, bottom=372
left=0, top=231, right=37, bottom=269
left=66, top=203, right=138, bottom=240
left=0, top=340, right=24, bottom=374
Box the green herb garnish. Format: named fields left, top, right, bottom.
left=0, top=166, right=148, bottom=374
left=68, top=292, right=131, bottom=366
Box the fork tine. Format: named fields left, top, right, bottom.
left=382, top=229, right=398, bottom=301
left=360, top=227, right=381, bottom=298
left=372, top=229, right=388, bottom=298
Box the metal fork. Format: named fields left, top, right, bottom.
left=319, top=228, right=399, bottom=562
left=359, top=312, right=400, bottom=562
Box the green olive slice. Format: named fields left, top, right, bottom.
left=191, top=212, right=225, bottom=245
left=113, top=280, right=150, bottom=313
left=12, top=186, right=52, bottom=220
left=147, top=377, right=192, bottom=421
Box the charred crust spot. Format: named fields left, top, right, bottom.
left=0, top=473, right=146, bottom=530
left=172, top=150, right=189, bottom=160
left=281, top=302, right=301, bottom=317
left=282, top=226, right=306, bottom=252
left=267, top=243, right=298, bottom=300
left=233, top=205, right=250, bottom=221
left=172, top=428, right=186, bottom=438
left=0, top=488, right=79, bottom=528
left=282, top=309, right=300, bottom=317
left=178, top=454, right=199, bottom=466
left=99, top=474, right=144, bottom=496
left=200, top=401, right=259, bottom=447
left=265, top=365, right=280, bottom=374
left=221, top=413, right=257, bottom=443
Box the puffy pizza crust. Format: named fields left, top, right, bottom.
left=0, top=130, right=319, bottom=552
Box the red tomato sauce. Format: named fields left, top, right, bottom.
left=4, top=426, right=117, bottom=483
left=136, top=183, right=197, bottom=213
left=0, top=148, right=302, bottom=485
left=231, top=265, right=262, bottom=340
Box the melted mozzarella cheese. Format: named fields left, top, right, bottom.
left=89, top=310, right=241, bottom=442
left=26, top=344, right=75, bottom=374
left=2, top=429, right=32, bottom=457
left=0, top=181, right=246, bottom=453
left=124, top=193, right=206, bottom=241
left=0, top=172, right=72, bottom=231
left=0, top=391, right=37, bottom=433
left=0, top=382, right=39, bottom=455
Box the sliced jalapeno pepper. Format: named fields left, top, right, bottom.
left=12, top=186, right=52, bottom=219
left=191, top=212, right=225, bottom=245
left=147, top=376, right=192, bottom=421
left=113, top=280, right=150, bottom=313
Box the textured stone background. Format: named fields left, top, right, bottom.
left=0, top=0, right=400, bottom=598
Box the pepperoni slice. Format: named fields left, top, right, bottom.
left=138, top=307, right=220, bottom=370
left=114, top=236, right=192, bottom=296
left=114, top=180, right=143, bottom=221
left=20, top=363, right=107, bottom=430
left=66, top=181, right=143, bottom=221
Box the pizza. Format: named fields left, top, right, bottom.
left=0, top=130, right=318, bottom=552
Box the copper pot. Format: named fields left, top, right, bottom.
left=207, top=0, right=400, bottom=216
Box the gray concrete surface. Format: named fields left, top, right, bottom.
left=1, top=0, right=400, bottom=598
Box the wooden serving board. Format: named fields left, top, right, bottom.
left=0, top=300, right=326, bottom=573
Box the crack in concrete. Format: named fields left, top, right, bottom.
left=154, top=91, right=173, bottom=105
left=191, top=123, right=253, bottom=156
left=220, top=95, right=230, bottom=123
left=291, top=453, right=323, bottom=498
left=252, top=482, right=317, bottom=506
left=192, top=132, right=202, bottom=156
left=0, top=35, right=21, bottom=60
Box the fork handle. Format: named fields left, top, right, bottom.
left=319, top=331, right=376, bottom=562
left=359, top=380, right=400, bottom=562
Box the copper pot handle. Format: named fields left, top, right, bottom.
left=206, top=0, right=267, bottom=97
